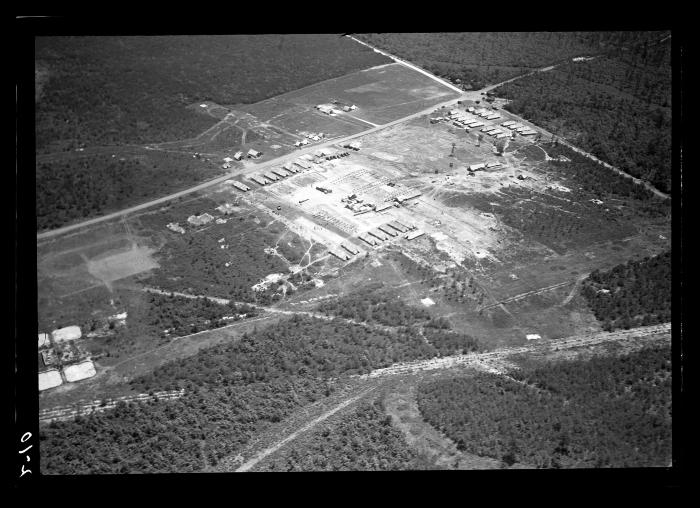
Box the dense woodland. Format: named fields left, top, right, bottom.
left=357, top=32, right=666, bottom=90
left=41, top=315, right=439, bottom=473
left=36, top=152, right=221, bottom=231
left=41, top=377, right=328, bottom=473
left=418, top=345, right=672, bottom=468
left=35, top=35, right=389, bottom=152
left=422, top=326, right=480, bottom=356
left=581, top=251, right=671, bottom=331
left=496, top=38, right=672, bottom=194
left=317, top=286, right=432, bottom=326
left=260, top=400, right=435, bottom=471
left=130, top=315, right=438, bottom=393
left=143, top=292, right=258, bottom=338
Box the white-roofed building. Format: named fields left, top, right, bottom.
left=51, top=326, right=82, bottom=343
left=39, top=370, right=63, bottom=391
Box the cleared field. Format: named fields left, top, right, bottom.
left=86, top=243, right=159, bottom=286
left=39, top=370, right=63, bottom=391
left=64, top=361, right=97, bottom=382
left=241, top=63, right=460, bottom=134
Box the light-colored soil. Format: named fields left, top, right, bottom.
left=383, top=381, right=501, bottom=469
left=86, top=242, right=159, bottom=287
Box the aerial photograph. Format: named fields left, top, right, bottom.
left=31, top=31, right=675, bottom=474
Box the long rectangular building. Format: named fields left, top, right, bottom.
left=232, top=181, right=250, bottom=191
left=359, top=234, right=378, bottom=246
left=263, top=172, right=279, bottom=181
left=395, top=190, right=422, bottom=203
left=341, top=243, right=360, bottom=255
left=378, top=225, right=397, bottom=237
left=271, top=168, right=288, bottom=178
left=406, top=230, right=425, bottom=240
left=375, top=202, right=394, bottom=212
left=368, top=229, right=388, bottom=241
left=250, top=175, right=268, bottom=186
left=387, top=221, right=407, bottom=233
left=330, top=249, right=350, bottom=261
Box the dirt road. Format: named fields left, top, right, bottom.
left=234, top=385, right=379, bottom=472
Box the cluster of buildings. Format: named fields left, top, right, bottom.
left=357, top=220, right=422, bottom=248
left=249, top=147, right=350, bottom=188
left=342, top=141, right=362, bottom=151
left=331, top=100, right=357, bottom=112
left=316, top=104, right=343, bottom=116
left=329, top=242, right=361, bottom=261
left=250, top=163, right=301, bottom=187
left=295, top=132, right=326, bottom=147
left=317, top=102, right=357, bottom=116
left=501, top=121, right=537, bottom=136
left=342, top=194, right=374, bottom=215
left=440, top=106, right=538, bottom=139
left=221, top=149, right=258, bottom=168
left=38, top=326, right=96, bottom=392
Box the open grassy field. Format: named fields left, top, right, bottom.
left=242, top=63, right=460, bottom=130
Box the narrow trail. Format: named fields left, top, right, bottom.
left=560, top=274, right=589, bottom=307
left=479, top=280, right=574, bottom=311
left=234, top=385, right=380, bottom=472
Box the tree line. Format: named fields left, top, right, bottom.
left=35, top=35, right=389, bottom=153
left=417, top=345, right=671, bottom=468
left=581, top=251, right=671, bottom=331
left=357, top=32, right=667, bottom=91
left=495, top=38, right=671, bottom=194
